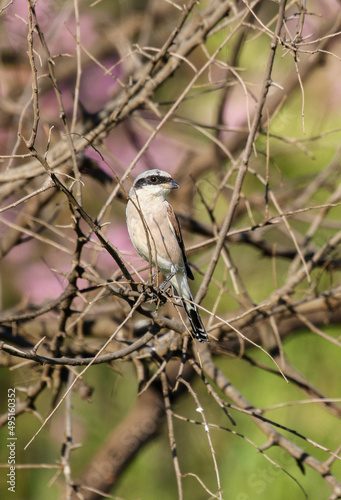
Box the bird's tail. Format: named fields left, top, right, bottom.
left=171, top=274, right=209, bottom=343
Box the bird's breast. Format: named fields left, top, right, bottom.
left=126, top=197, right=184, bottom=274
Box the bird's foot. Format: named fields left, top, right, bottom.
left=159, top=266, right=178, bottom=291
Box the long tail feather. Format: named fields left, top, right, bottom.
left=182, top=299, right=209, bottom=343
left=171, top=273, right=209, bottom=343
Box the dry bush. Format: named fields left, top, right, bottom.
left=0, top=1, right=341, bottom=499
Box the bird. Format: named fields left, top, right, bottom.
left=126, top=169, right=209, bottom=343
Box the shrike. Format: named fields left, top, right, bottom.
left=126, top=169, right=209, bottom=343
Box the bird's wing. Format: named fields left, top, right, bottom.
left=167, top=202, right=194, bottom=280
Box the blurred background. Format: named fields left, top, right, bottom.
left=0, top=1, right=340, bottom=499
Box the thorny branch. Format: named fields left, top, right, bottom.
left=0, top=1, right=341, bottom=499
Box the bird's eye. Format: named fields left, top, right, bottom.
left=150, top=176, right=157, bottom=183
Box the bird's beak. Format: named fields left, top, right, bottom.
left=165, top=180, right=179, bottom=190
